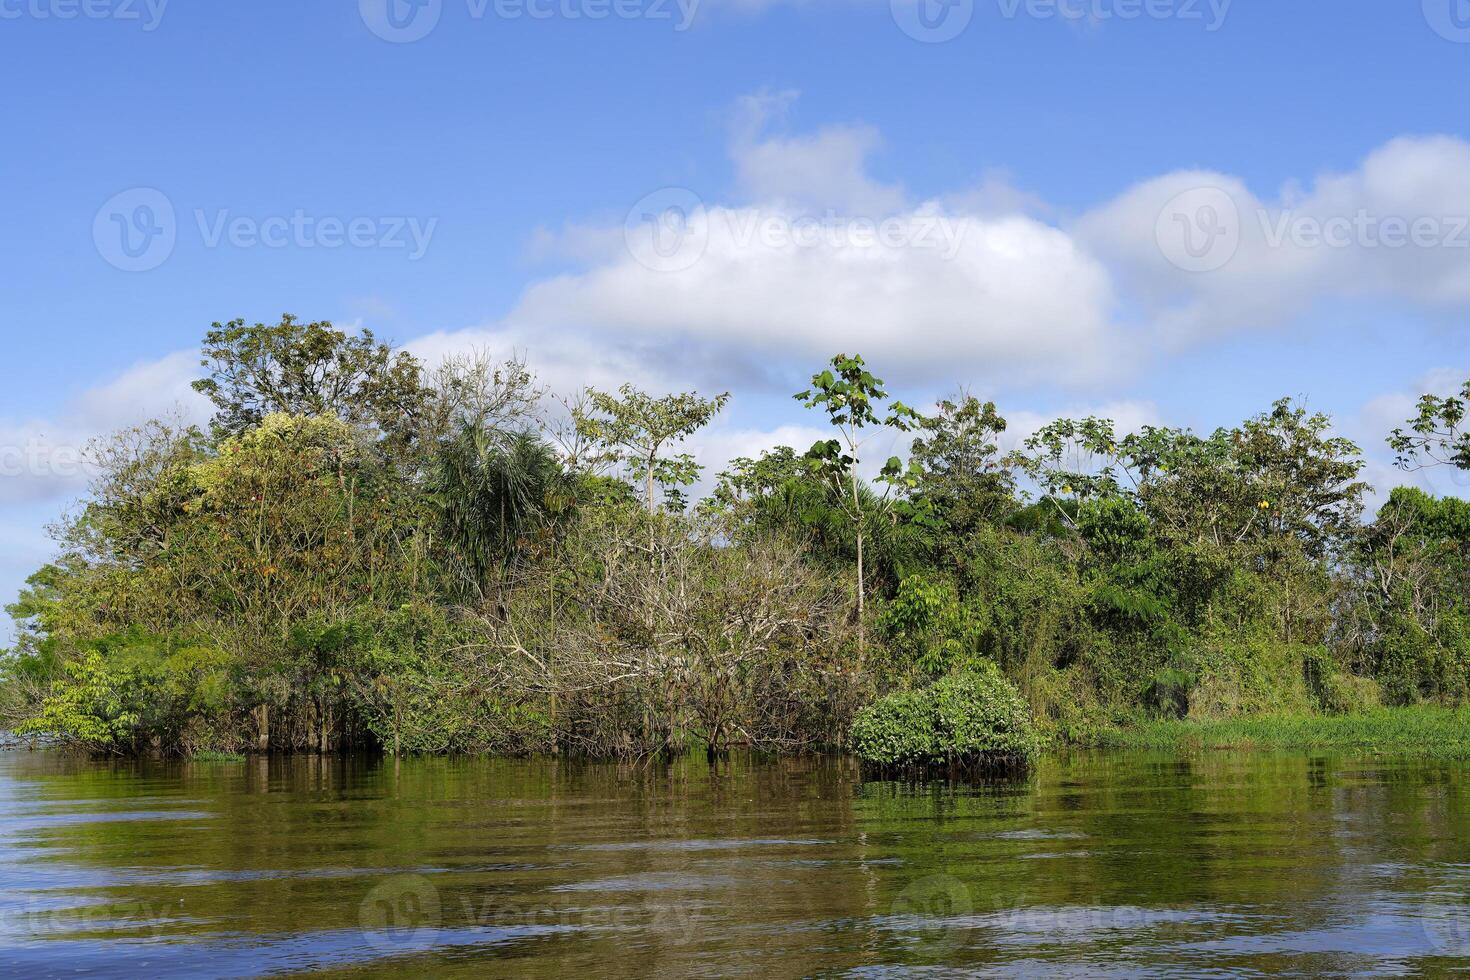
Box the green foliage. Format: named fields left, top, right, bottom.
left=17, top=634, right=235, bottom=754
left=1091, top=705, right=1470, bottom=758
left=850, top=665, right=1039, bottom=768
left=7, top=328, right=1470, bottom=762
left=794, top=354, right=928, bottom=647
left=193, top=314, right=428, bottom=441
left=909, top=394, right=1015, bottom=539
left=1390, top=378, right=1470, bottom=471
left=433, top=426, right=573, bottom=593
left=573, top=383, right=729, bottom=511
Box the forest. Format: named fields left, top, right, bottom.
left=3, top=314, right=1468, bottom=760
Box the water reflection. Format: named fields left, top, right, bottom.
left=1, top=750, right=1469, bottom=977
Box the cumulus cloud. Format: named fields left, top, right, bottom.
left=729, top=90, right=907, bottom=215
left=0, top=351, right=209, bottom=506
left=1077, top=136, right=1470, bottom=343
left=515, top=123, right=1470, bottom=394
left=513, top=92, right=1135, bottom=390
left=516, top=203, right=1123, bottom=387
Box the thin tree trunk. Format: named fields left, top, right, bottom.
left=856, top=529, right=865, bottom=653
left=646, top=451, right=656, bottom=513
left=850, top=460, right=865, bottom=654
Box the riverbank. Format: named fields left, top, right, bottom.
left=1086, top=705, right=1470, bottom=758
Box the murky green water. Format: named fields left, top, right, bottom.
left=4, top=749, right=1470, bottom=977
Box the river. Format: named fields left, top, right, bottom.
left=3, top=748, right=1469, bottom=977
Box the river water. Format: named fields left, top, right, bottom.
left=3, top=748, right=1470, bottom=977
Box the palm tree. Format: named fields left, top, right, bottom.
left=433, top=426, right=572, bottom=595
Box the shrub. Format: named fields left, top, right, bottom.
left=1319, top=673, right=1383, bottom=715
left=850, top=664, right=1039, bottom=770
left=16, top=634, right=236, bottom=754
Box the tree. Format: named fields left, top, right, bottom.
left=433, top=427, right=572, bottom=595
left=572, top=384, right=729, bottom=513
left=1390, top=379, right=1470, bottom=472
left=1233, top=400, right=1365, bottom=556
left=795, top=354, right=924, bottom=650
left=909, top=393, right=1015, bottom=540
left=192, top=314, right=429, bottom=442
left=419, top=350, right=544, bottom=446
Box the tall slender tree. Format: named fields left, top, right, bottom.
left=795, top=354, right=923, bottom=651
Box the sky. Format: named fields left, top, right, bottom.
left=2, top=1, right=1470, bottom=639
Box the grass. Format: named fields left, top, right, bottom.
left=1088, top=705, right=1470, bottom=758
left=190, top=749, right=247, bottom=763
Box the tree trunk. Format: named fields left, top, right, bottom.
left=646, top=452, right=656, bottom=513
left=856, top=528, right=865, bottom=653
left=254, top=704, right=270, bottom=753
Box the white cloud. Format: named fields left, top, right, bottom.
left=514, top=201, right=1124, bottom=388
left=729, top=90, right=907, bottom=215
left=0, top=351, right=208, bottom=507
left=1078, top=136, right=1470, bottom=343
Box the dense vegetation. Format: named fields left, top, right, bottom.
left=850, top=665, right=1039, bottom=770
left=3, top=315, right=1468, bottom=759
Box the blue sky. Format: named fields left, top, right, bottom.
left=3, top=1, right=1470, bottom=638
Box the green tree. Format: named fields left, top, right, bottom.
left=433, top=427, right=573, bottom=595
left=795, top=354, right=925, bottom=649
left=909, top=393, right=1015, bottom=541
left=573, top=384, right=729, bottom=513
left=1390, top=378, right=1470, bottom=472
left=192, top=314, right=429, bottom=442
